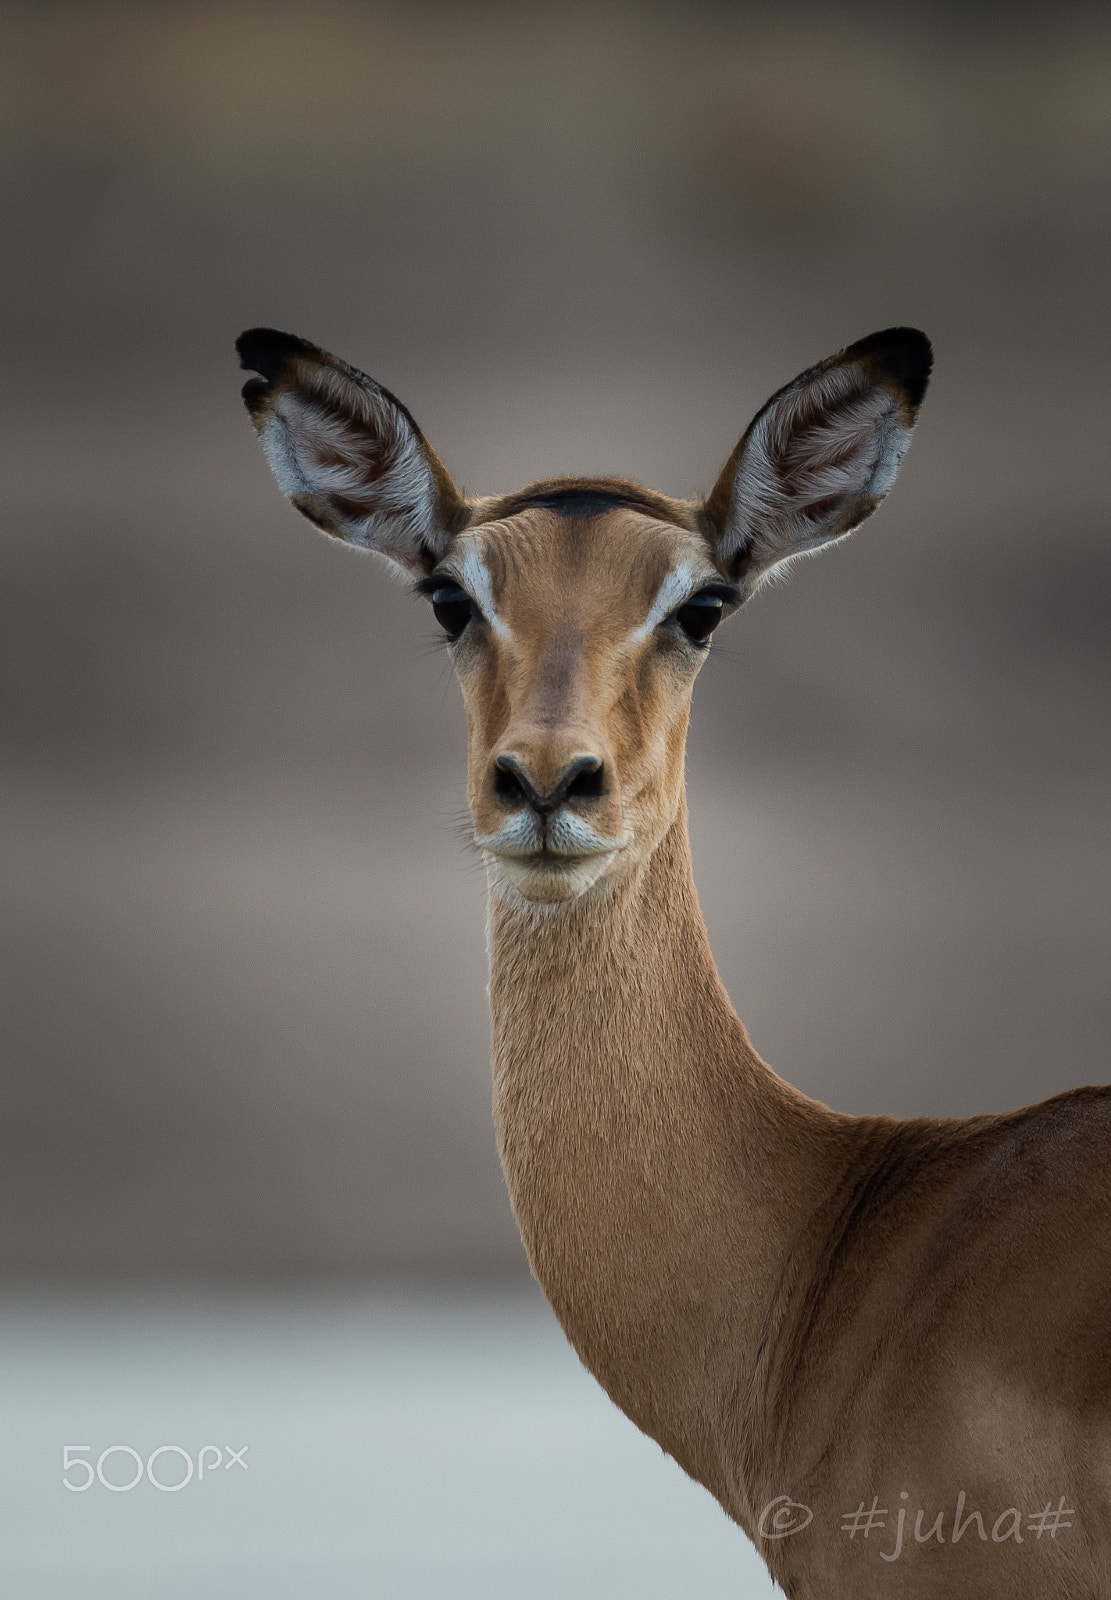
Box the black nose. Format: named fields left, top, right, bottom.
left=494, top=754, right=605, bottom=815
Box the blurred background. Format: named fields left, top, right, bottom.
left=1, top=2, right=1108, bottom=1594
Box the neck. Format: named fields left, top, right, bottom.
left=488, top=797, right=845, bottom=1514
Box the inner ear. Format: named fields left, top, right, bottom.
left=237, top=328, right=469, bottom=577
left=701, top=327, right=932, bottom=586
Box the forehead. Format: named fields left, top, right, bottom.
left=453, top=504, right=716, bottom=622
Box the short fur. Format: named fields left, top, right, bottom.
left=238, top=326, right=1110, bottom=1598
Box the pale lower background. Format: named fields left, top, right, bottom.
left=0, top=1281, right=777, bottom=1599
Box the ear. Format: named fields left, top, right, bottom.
left=701, top=327, right=932, bottom=589
left=236, top=328, right=469, bottom=576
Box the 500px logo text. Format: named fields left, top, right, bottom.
left=62, top=1444, right=248, bottom=1492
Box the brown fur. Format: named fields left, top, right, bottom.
left=238, top=326, right=1110, bottom=1597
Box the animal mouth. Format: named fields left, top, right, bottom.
left=483, top=840, right=616, bottom=865
left=473, top=812, right=630, bottom=891
left=475, top=827, right=628, bottom=863
left=475, top=826, right=627, bottom=904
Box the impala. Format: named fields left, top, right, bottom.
left=237, top=325, right=1111, bottom=1598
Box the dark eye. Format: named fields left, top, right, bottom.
left=430, top=582, right=473, bottom=640
left=673, top=591, right=725, bottom=644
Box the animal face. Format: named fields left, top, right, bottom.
left=422, top=500, right=738, bottom=901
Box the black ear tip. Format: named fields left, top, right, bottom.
left=235, top=327, right=313, bottom=381
left=849, top=326, right=933, bottom=406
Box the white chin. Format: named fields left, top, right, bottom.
left=491, top=852, right=614, bottom=904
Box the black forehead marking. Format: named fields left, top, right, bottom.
left=491, top=485, right=686, bottom=522
left=520, top=488, right=639, bottom=516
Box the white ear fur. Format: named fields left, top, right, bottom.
left=704, top=328, right=932, bottom=589
left=237, top=329, right=465, bottom=576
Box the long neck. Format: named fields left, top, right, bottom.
left=489, top=796, right=846, bottom=1511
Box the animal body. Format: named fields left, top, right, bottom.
left=238, top=325, right=1111, bottom=1597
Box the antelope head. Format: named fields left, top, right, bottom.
left=238, top=327, right=931, bottom=905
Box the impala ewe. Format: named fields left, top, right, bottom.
left=237, top=325, right=1111, bottom=1598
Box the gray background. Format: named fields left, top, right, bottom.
left=3, top=0, right=1109, bottom=1276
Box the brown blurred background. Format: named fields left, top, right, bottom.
left=2, top=0, right=1109, bottom=1275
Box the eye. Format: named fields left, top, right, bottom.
left=430, top=582, right=474, bottom=640
left=673, top=590, right=725, bottom=644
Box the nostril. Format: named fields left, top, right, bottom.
left=494, top=756, right=530, bottom=805
left=564, top=759, right=605, bottom=801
